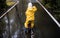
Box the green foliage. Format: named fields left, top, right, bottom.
left=0, top=0, right=7, bottom=9
left=0, top=0, right=8, bottom=16
left=41, top=0, right=60, bottom=21
left=42, top=0, right=57, bottom=9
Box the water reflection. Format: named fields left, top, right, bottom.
left=4, top=16, right=8, bottom=24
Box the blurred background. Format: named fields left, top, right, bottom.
left=0, top=0, right=60, bottom=38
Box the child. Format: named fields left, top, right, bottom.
left=24, top=2, right=37, bottom=33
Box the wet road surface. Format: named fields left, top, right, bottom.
left=0, top=0, right=60, bottom=38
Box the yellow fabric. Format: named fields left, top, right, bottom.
left=24, top=6, right=37, bottom=28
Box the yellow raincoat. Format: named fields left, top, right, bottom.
left=24, top=6, right=37, bottom=28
